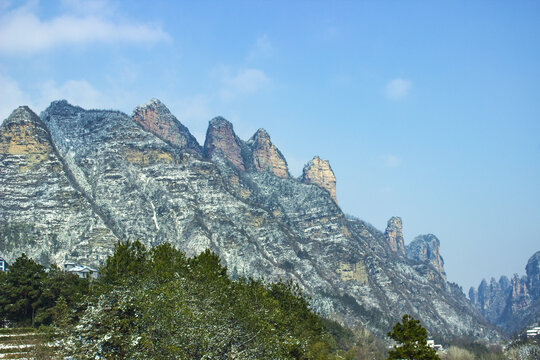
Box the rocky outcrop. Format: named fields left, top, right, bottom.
left=0, top=100, right=501, bottom=341
left=132, top=98, right=202, bottom=155
left=247, top=128, right=289, bottom=178
left=406, top=234, right=446, bottom=280
left=203, top=117, right=245, bottom=171
left=300, top=156, right=337, bottom=203
left=0, top=105, right=117, bottom=266
left=470, top=251, right=540, bottom=334
left=384, top=217, right=405, bottom=255
left=526, top=251, right=540, bottom=299
left=473, top=277, right=511, bottom=325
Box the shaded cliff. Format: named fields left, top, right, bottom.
left=406, top=234, right=447, bottom=281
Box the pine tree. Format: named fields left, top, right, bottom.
left=387, top=314, right=439, bottom=360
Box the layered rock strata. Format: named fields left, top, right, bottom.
left=301, top=156, right=337, bottom=203
left=384, top=217, right=405, bottom=255
left=0, top=100, right=500, bottom=341
left=247, top=128, right=289, bottom=178
left=203, top=117, right=245, bottom=171
left=0, top=106, right=116, bottom=266
left=132, top=98, right=202, bottom=155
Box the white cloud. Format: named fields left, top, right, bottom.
left=381, top=154, right=402, bottom=168
left=0, top=73, right=31, bottom=122
left=218, top=68, right=272, bottom=100
left=0, top=2, right=170, bottom=55
left=0, top=73, right=113, bottom=124
left=385, top=78, right=412, bottom=100
left=38, top=79, right=105, bottom=109
left=247, top=34, right=273, bottom=61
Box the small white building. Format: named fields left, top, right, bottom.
left=427, top=339, right=444, bottom=352
left=64, top=261, right=98, bottom=279
left=526, top=327, right=540, bottom=338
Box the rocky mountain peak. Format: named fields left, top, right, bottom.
left=0, top=100, right=503, bottom=341
left=526, top=251, right=540, bottom=299
left=42, top=100, right=83, bottom=118
left=300, top=156, right=337, bottom=203
left=469, top=251, right=540, bottom=334
left=511, top=274, right=529, bottom=298
left=2, top=106, right=39, bottom=126
left=252, top=128, right=270, bottom=140
left=203, top=117, right=245, bottom=171
left=406, top=234, right=446, bottom=280
left=384, top=216, right=405, bottom=255
left=247, top=128, right=289, bottom=178
left=0, top=106, right=53, bottom=158
left=132, top=99, right=201, bottom=155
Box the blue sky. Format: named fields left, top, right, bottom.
left=1, top=0, right=539, bottom=291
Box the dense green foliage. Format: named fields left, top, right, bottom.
left=0, top=243, right=388, bottom=359
left=60, top=241, right=343, bottom=359
left=0, top=253, right=89, bottom=327
left=387, top=314, right=439, bottom=360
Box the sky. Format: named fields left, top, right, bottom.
left=0, top=0, right=539, bottom=292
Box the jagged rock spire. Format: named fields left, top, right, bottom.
left=384, top=216, right=405, bottom=255
left=247, top=128, right=289, bottom=178
left=132, top=98, right=202, bottom=155
left=406, top=234, right=446, bottom=280
left=301, top=156, right=337, bottom=203
left=203, top=117, right=245, bottom=171
left=526, top=251, right=540, bottom=299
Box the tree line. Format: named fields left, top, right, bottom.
left=0, top=241, right=387, bottom=359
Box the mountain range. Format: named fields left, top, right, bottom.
left=469, top=251, right=540, bottom=334
left=0, top=98, right=528, bottom=340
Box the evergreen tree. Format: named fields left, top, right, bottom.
left=0, top=253, right=45, bottom=325
left=61, top=242, right=340, bottom=359
left=99, top=240, right=148, bottom=284
left=387, top=314, right=439, bottom=360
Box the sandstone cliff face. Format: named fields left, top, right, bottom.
left=384, top=217, right=405, bottom=255
left=406, top=234, right=446, bottom=280
left=0, top=106, right=117, bottom=266
left=300, top=156, right=337, bottom=203
left=470, top=251, right=540, bottom=334
left=203, top=117, right=245, bottom=171
left=132, top=99, right=202, bottom=155
left=247, top=128, right=289, bottom=178
left=0, top=100, right=500, bottom=341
